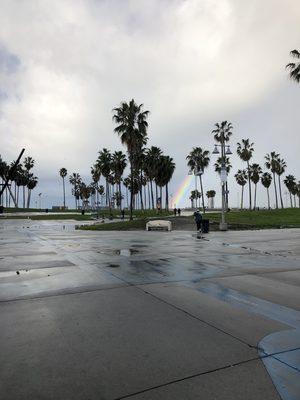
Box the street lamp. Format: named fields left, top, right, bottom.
left=212, top=144, right=232, bottom=231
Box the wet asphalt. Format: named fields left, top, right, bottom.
left=0, top=219, right=299, bottom=400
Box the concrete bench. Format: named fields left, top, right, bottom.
left=146, top=220, right=172, bottom=232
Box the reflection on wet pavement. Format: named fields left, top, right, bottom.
left=1, top=219, right=300, bottom=399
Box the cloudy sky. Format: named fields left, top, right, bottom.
left=0, top=0, right=299, bottom=208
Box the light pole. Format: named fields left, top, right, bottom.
left=212, top=143, right=232, bottom=231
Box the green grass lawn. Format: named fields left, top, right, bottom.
left=78, top=208, right=300, bottom=231
left=206, top=208, right=300, bottom=229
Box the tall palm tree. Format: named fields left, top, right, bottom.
left=144, top=146, right=162, bottom=209
left=249, top=163, right=262, bottom=210
left=69, top=173, right=81, bottom=209
left=265, top=152, right=280, bottom=209
left=59, top=168, right=68, bottom=209
left=237, top=139, right=254, bottom=210
left=111, top=151, right=127, bottom=210
left=286, top=50, right=300, bottom=83
left=186, top=147, right=210, bottom=212
left=212, top=121, right=233, bottom=210
left=154, top=155, right=175, bottom=211
left=97, top=148, right=112, bottom=208
left=235, top=169, right=247, bottom=210
left=261, top=172, right=272, bottom=210
left=113, top=99, right=149, bottom=220
left=284, top=174, right=296, bottom=208
left=212, top=121, right=233, bottom=143
left=276, top=157, right=287, bottom=209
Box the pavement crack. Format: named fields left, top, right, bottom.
left=136, top=285, right=256, bottom=350
left=112, top=356, right=261, bottom=400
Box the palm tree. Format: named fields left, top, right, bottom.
left=143, top=146, right=162, bottom=210
left=161, top=156, right=176, bottom=211
left=111, top=151, right=127, bottom=210
left=59, top=168, right=68, bottom=209
left=26, top=175, right=38, bottom=208
left=190, top=190, right=201, bottom=208
left=69, top=173, right=81, bottom=209
left=265, top=152, right=280, bottom=209
left=276, top=157, right=287, bottom=209
left=237, top=139, right=254, bottom=210
left=206, top=190, right=216, bottom=209
left=249, top=163, right=262, bottom=210
left=113, top=99, right=149, bottom=220
left=186, top=147, right=210, bottom=212
left=97, top=148, right=112, bottom=208
left=235, top=169, right=247, bottom=210
left=261, top=172, right=272, bottom=209
left=286, top=50, right=300, bottom=83
left=284, top=175, right=296, bottom=207
left=212, top=121, right=233, bottom=211
left=212, top=121, right=233, bottom=143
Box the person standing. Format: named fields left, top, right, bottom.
left=194, top=210, right=202, bottom=231
left=178, top=208, right=181, bottom=216
left=174, top=208, right=177, bottom=216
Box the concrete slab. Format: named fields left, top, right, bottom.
left=207, top=275, right=300, bottom=310
left=0, top=286, right=256, bottom=400
left=138, top=283, right=288, bottom=347
left=123, top=359, right=281, bottom=400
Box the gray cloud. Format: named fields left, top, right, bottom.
left=0, top=0, right=299, bottom=207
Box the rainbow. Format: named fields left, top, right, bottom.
left=172, top=175, right=194, bottom=208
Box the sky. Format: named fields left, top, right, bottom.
left=0, top=0, right=299, bottom=209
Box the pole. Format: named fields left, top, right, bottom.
left=219, top=141, right=227, bottom=231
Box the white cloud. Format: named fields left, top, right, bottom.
left=0, top=0, right=299, bottom=207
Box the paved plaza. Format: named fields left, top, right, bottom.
left=0, top=219, right=300, bottom=399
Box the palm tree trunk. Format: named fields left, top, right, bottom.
left=267, top=188, right=270, bottom=210
left=165, top=184, right=169, bottom=211
left=278, top=175, right=284, bottom=209
left=7, top=185, right=17, bottom=208
left=273, top=172, right=278, bottom=208
left=23, top=186, right=25, bottom=208
left=155, top=183, right=158, bottom=208
left=241, top=185, right=244, bottom=210
left=63, top=177, right=66, bottom=208
left=129, top=163, right=134, bottom=220
left=289, top=191, right=293, bottom=208
left=150, top=180, right=154, bottom=209
left=247, top=161, right=252, bottom=210
left=160, top=186, right=162, bottom=212
left=199, top=175, right=205, bottom=213
left=254, top=183, right=257, bottom=210
left=147, top=182, right=150, bottom=210
left=119, top=182, right=122, bottom=211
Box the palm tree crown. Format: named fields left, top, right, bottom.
left=286, top=50, right=300, bottom=83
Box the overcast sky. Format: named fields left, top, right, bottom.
left=0, top=0, right=299, bottom=208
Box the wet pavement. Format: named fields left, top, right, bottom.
left=0, top=219, right=300, bottom=399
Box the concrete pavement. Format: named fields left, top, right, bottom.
left=0, top=219, right=299, bottom=399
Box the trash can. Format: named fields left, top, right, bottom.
left=81, top=210, right=85, bottom=215
left=0, top=206, right=4, bottom=214
left=201, top=219, right=209, bottom=233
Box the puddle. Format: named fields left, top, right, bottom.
left=97, top=248, right=139, bottom=256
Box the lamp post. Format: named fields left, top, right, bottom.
left=212, top=144, right=232, bottom=231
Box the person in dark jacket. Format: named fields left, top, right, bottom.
left=194, top=210, right=202, bottom=231
left=177, top=208, right=181, bottom=216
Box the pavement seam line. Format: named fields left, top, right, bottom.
left=112, top=356, right=261, bottom=400
left=133, top=284, right=256, bottom=349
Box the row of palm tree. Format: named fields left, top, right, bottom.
left=186, top=120, right=299, bottom=211
left=0, top=155, right=38, bottom=208
left=59, top=99, right=176, bottom=217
